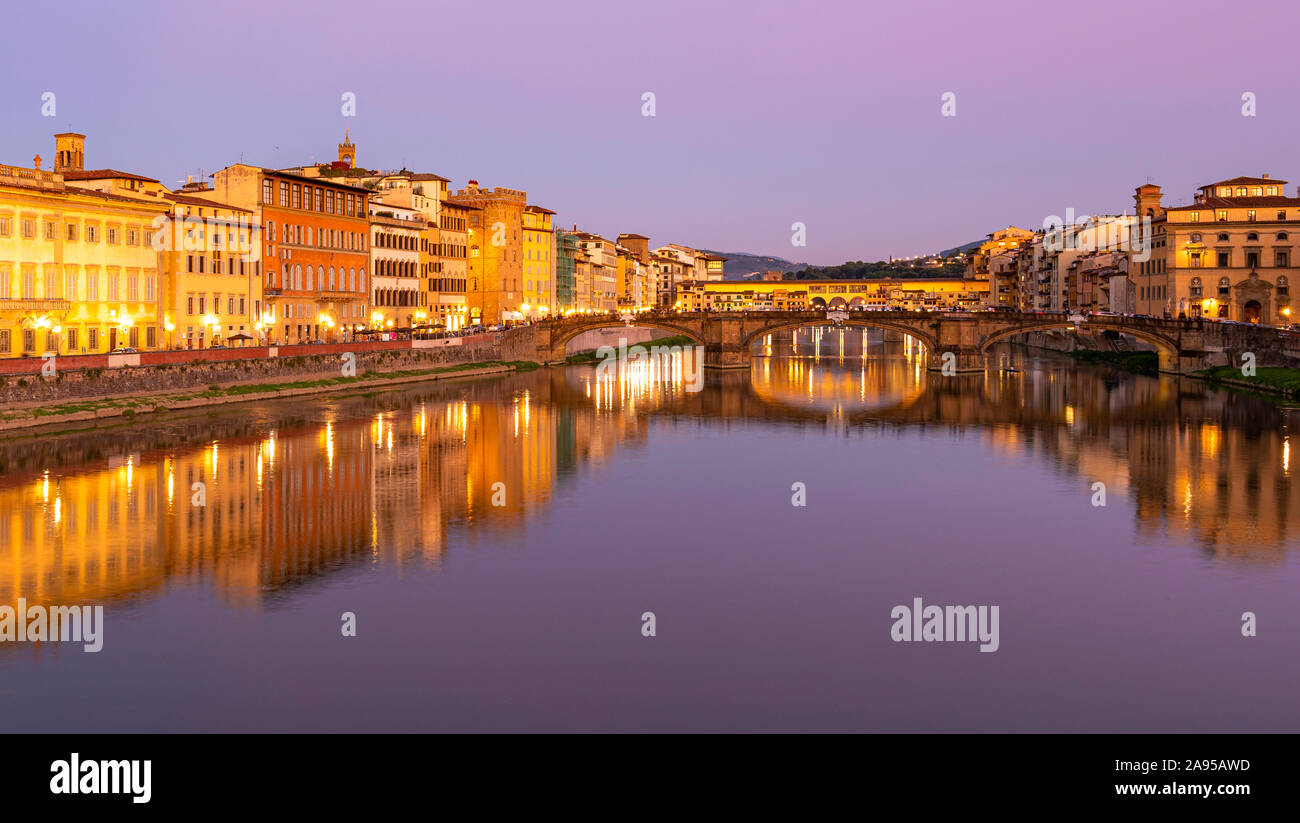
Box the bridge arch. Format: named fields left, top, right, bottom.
left=742, top=317, right=939, bottom=355
left=548, top=319, right=707, bottom=356
left=977, top=320, right=1181, bottom=371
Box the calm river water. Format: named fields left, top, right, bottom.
left=1, top=327, right=1298, bottom=732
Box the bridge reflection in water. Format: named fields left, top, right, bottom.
left=0, top=325, right=1296, bottom=622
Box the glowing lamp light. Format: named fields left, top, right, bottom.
left=370, top=311, right=384, bottom=325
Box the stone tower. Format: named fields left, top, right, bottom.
left=338, top=129, right=356, bottom=169
left=1133, top=183, right=1163, bottom=220
left=54, top=132, right=85, bottom=172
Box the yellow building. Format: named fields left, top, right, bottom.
left=1, top=136, right=169, bottom=357
left=676, top=277, right=990, bottom=312
left=157, top=192, right=262, bottom=349
left=1134, top=177, right=1300, bottom=322
left=522, top=205, right=555, bottom=320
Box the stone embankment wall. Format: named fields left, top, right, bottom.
left=1, top=339, right=502, bottom=406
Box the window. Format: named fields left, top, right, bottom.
left=67, top=328, right=77, bottom=351
left=1278, top=232, right=1289, bottom=241
left=1217, top=232, right=1229, bottom=241
left=1278, top=276, right=1290, bottom=295
left=86, top=225, right=98, bottom=242
left=1190, top=212, right=1200, bottom=222
left=1217, top=251, right=1230, bottom=267
left=1247, top=251, right=1260, bottom=269
left=1269, top=186, right=1279, bottom=196
left=1190, top=277, right=1203, bottom=297
left=1252, top=186, right=1263, bottom=196
left=86, top=270, right=98, bottom=300
left=107, top=228, right=119, bottom=244
left=127, top=229, right=138, bottom=245
left=1247, top=210, right=1257, bottom=222
left=1247, top=232, right=1259, bottom=241
left=315, top=189, right=323, bottom=211
left=292, top=184, right=301, bottom=209
left=88, top=328, right=98, bottom=350
left=1219, top=277, right=1231, bottom=296
left=279, top=182, right=289, bottom=207
left=1219, top=186, right=1232, bottom=196
left=262, top=180, right=272, bottom=204
left=146, top=326, right=156, bottom=348
left=1189, top=252, right=1202, bottom=268
left=45, top=222, right=56, bottom=240
left=21, top=219, right=35, bottom=238
left=1217, top=211, right=1228, bottom=222
left=1237, top=187, right=1248, bottom=196
left=1276, top=251, right=1290, bottom=268
left=66, top=224, right=78, bottom=241
left=0, top=217, right=9, bottom=236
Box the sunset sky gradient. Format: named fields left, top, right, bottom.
left=3, top=0, right=1298, bottom=265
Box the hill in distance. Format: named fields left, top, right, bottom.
left=700, top=250, right=807, bottom=281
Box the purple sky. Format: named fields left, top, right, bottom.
left=3, top=0, right=1298, bottom=265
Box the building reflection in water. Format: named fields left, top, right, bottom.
left=0, top=325, right=1297, bottom=616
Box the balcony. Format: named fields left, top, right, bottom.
left=0, top=299, right=73, bottom=311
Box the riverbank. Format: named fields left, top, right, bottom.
left=1195, top=366, right=1300, bottom=400
left=0, top=361, right=538, bottom=434
left=1063, top=349, right=1159, bottom=375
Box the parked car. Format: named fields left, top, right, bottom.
left=110, top=346, right=138, bottom=354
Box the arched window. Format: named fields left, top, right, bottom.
left=1217, top=232, right=1229, bottom=241
left=1279, top=232, right=1290, bottom=241
left=349, top=268, right=356, bottom=291
left=1247, top=232, right=1259, bottom=241
left=358, top=269, right=365, bottom=292
left=1189, top=276, right=1203, bottom=297
left=1190, top=232, right=1202, bottom=243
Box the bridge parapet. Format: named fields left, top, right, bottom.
left=504, top=311, right=1300, bottom=374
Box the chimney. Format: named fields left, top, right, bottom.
left=1263, top=173, right=1270, bottom=179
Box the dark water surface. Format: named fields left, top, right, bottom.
left=1, top=327, right=1298, bottom=732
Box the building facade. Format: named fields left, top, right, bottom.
left=448, top=181, right=525, bottom=326
left=1, top=135, right=170, bottom=357
left=206, top=164, right=371, bottom=343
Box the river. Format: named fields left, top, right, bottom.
left=1, top=327, right=1297, bottom=731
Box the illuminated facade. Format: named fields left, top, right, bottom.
left=205, top=164, right=371, bottom=343
left=1134, top=177, right=1300, bottom=322
left=157, top=193, right=261, bottom=349
left=676, top=277, right=991, bottom=311
left=0, top=134, right=169, bottom=357
left=448, top=181, right=526, bottom=326
left=522, top=205, right=555, bottom=320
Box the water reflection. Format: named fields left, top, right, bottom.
left=0, top=327, right=1296, bottom=618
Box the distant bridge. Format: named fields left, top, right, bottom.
left=502, top=310, right=1300, bottom=373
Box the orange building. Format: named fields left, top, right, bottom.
left=203, top=164, right=371, bottom=343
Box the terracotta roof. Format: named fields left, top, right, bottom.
left=409, top=173, right=450, bottom=182
left=163, top=192, right=251, bottom=213
left=1165, top=196, right=1300, bottom=212
left=0, top=178, right=169, bottom=206
left=1202, top=176, right=1288, bottom=188
left=524, top=204, right=556, bottom=214
left=61, top=168, right=159, bottom=183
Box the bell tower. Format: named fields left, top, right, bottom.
left=54, top=132, right=85, bottom=172
left=338, top=129, right=356, bottom=169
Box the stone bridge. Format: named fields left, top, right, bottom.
left=502, top=310, right=1300, bottom=374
